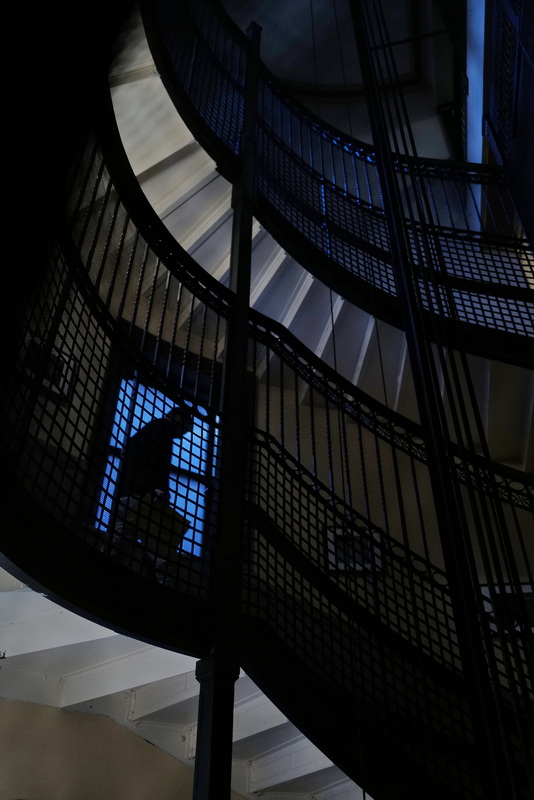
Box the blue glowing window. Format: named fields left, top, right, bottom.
left=96, top=380, right=218, bottom=557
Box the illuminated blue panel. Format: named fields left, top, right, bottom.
left=96, top=379, right=218, bottom=556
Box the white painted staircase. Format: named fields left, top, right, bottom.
left=0, top=568, right=364, bottom=799
left=109, top=7, right=534, bottom=473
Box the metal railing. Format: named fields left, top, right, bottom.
left=145, top=0, right=534, bottom=344
left=3, top=29, right=533, bottom=796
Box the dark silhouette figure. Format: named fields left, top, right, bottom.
left=110, top=404, right=194, bottom=578
left=118, top=405, right=194, bottom=502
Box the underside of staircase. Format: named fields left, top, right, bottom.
left=0, top=568, right=361, bottom=800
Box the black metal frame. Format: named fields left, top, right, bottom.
left=143, top=0, right=534, bottom=366
left=2, top=0, right=533, bottom=798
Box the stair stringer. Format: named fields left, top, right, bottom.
left=239, top=606, right=477, bottom=800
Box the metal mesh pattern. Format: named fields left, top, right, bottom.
left=5, top=107, right=533, bottom=795
left=256, top=126, right=330, bottom=252
left=248, top=313, right=534, bottom=514
left=258, top=77, right=382, bottom=204
left=147, top=0, right=534, bottom=341
left=153, top=0, right=246, bottom=158
left=5, top=135, right=232, bottom=598
left=424, top=230, right=534, bottom=288
left=244, top=436, right=485, bottom=797
left=5, top=0, right=534, bottom=789
left=247, top=315, right=534, bottom=589
left=489, top=2, right=519, bottom=161
left=247, top=430, right=460, bottom=672
left=449, top=288, right=534, bottom=335
left=245, top=311, right=534, bottom=797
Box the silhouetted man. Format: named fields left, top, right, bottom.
left=111, top=404, right=194, bottom=576
left=118, top=405, right=194, bottom=504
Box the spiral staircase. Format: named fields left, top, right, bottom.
left=2, top=0, right=534, bottom=798
left=108, top=3, right=534, bottom=471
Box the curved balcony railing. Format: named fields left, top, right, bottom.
left=3, top=77, right=533, bottom=796
left=144, top=0, right=534, bottom=351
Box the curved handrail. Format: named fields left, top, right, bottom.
left=59, top=83, right=533, bottom=590
left=59, top=116, right=534, bottom=520
left=143, top=0, right=534, bottom=349
left=242, top=427, right=532, bottom=798
left=248, top=310, right=534, bottom=511
left=73, top=92, right=534, bottom=515
left=4, top=85, right=531, bottom=797
left=3, top=1, right=532, bottom=796
left=87, top=81, right=534, bottom=561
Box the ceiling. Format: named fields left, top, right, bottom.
left=219, top=0, right=437, bottom=89
left=219, top=0, right=455, bottom=152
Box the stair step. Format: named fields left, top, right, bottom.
left=108, top=5, right=155, bottom=85
left=251, top=229, right=290, bottom=307
left=289, top=280, right=343, bottom=357
left=112, top=77, right=196, bottom=177
left=253, top=255, right=311, bottom=324
left=317, top=300, right=373, bottom=385
left=393, top=341, right=417, bottom=419
left=342, top=318, right=407, bottom=409
left=162, top=172, right=232, bottom=253
left=109, top=5, right=534, bottom=476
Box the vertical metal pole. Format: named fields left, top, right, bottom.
left=348, top=2, right=510, bottom=798
left=192, top=21, right=261, bottom=800
left=192, top=654, right=240, bottom=798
